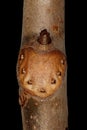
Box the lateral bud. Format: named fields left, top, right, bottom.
left=37, top=29, right=51, bottom=45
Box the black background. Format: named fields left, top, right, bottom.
left=1, top=0, right=86, bottom=130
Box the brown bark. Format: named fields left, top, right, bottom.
left=16, top=0, right=68, bottom=130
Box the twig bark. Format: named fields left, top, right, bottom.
left=16, top=0, right=68, bottom=130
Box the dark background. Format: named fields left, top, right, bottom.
left=1, top=0, right=85, bottom=130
